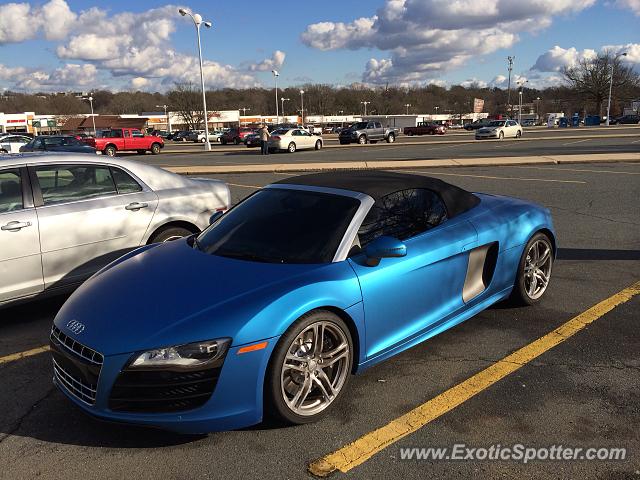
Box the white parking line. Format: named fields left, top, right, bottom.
left=562, top=138, right=591, bottom=146
left=396, top=170, right=587, bottom=184
left=512, top=166, right=640, bottom=175
left=227, top=182, right=262, bottom=189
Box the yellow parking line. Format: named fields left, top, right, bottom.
left=0, top=345, right=49, bottom=365
left=398, top=170, right=586, bottom=184
left=308, top=281, right=640, bottom=477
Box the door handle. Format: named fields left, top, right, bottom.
left=125, top=202, right=149, bottom=211
left=1, top=221, right=32, bottom=231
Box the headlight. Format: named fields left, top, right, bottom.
left=129, top=338, right=231, bottom=370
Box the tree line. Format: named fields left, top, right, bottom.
left=1, top=53, right=637, bottom=125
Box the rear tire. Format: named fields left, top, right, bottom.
left=0, top=149, right=8, bottom=154
left=498, top=131, right=504, bottom=140
left=265, top=310, right=353, bottom=425
left=407, top=131, right=413, bottom=136
left=510, top=232, right=554, bottom=306
left=104, top=145, right=117, bottom=157
left=315, top=140, right=322, bottom=150
left=149, top=226, right=194, bottom=244
left=288, top=142, right=296, bottom=153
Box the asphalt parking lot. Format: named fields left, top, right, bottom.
left=1, top=162, right=639, bottom=479
left=153, top=126, right=640, bottom=168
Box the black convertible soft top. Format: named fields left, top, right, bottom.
left=277, top=170, right=480, bottom=218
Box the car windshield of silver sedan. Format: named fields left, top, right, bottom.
left=194, top=188, right=360, bottom=264
left=488, top=121, right=506, bottom=127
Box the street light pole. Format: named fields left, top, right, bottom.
left=280, top=98, right=290, bottom=121
left=179, top=8, right=213, bottom=151
left=404, top=103, right=411, bottom=115
left=517, top=79, right=528, bottom=124
left=535, top=97, right=541, bottom=124
left=272, top=70, right=279, bottom=125
left=339, top=110, right=344, bottom=129
left=86, top=96, right=97, bottom=137
left=361, top=101, right=370, bottom=117
left=300, top=90, right=305, bottom=126
left=606, top=52, right=628, bottom=126
left=156, top=104, right=170, bottom=132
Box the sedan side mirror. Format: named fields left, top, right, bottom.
left=209, top=211, right=223, bottom=225
left=363, top=236, right=407, bottom=266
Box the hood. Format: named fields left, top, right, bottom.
left=53, top=239, right=354, bottom=356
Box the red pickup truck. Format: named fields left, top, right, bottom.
left=403, top=122, right=447, bottom=136
left=84, top=128, right=164, bottom=156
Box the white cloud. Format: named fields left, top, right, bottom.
left=601, top=43, right=640, bottom=63
left=0, top=63, right=97, bottom=91
left=0, top=1, right=274, bottom=91
left=532, top=46, right=597, bottom=72
left=459, top=78, right=488, bottom=88
left=613, top=0, right=640, bottom=15
left=302, top=0, right=596, bottom=84
left=247, top=50, right=286, bottom=72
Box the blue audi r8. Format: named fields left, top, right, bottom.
left=50, top=170, right=556, bottom=433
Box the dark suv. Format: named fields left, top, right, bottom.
left=610, top=115, right=640, bottom=125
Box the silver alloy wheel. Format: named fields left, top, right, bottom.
left=280, top=321, right=350, bottom=416
left=523, top=239, right=553, bottom=300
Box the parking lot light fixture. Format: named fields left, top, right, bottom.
left=155, top=104, right=170, bottom=132
left=404, top=103, right=412, bottom=115
left=281, top=98, right=290, bottom=120
left=361, top=101, right=371, bottom=117
left=179, top=7, right=213, bottom=151
left=434, top=106, right=439, bottom=116
left=606, top=52, right=628, bottom=126
left=300, top=90, right=305, bottom=126
left=83, top=96, right=97, bottom=137
left=272, top=70, right=280, bottom=125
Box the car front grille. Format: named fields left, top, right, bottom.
left=108, top=363, right=224, bottom=414
left=50, top=326, right=103, bottom=406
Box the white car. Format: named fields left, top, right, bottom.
left=269, top=128, right=324, bottom=153
left=0, top=154, right=230, bottom=306
left=0, top=135, right=32, bottom=154
left=475, top=120, right=523, bottom=140
left=195, top=130, right=224, bottom=143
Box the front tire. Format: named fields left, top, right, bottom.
left=104, top=145, right=116, bottom=157
left=315, top=140, right=322, bottom=150
left=386, top=133, right=395, bottom=143
left=148, top=226, right=194, bottom=243
left=511, top=232, right=554, bottom=305
left=287, top=142, right=296, bottom=153
left=265, top=310, right=353, bottom=424
left=498, top=131, right=504, bottom=140
left=358, top=135, right=367, bottom=145
left=516, top=130, right=522, bottom=138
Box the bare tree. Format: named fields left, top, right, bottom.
left=167, top=82, right=208, bottom=129
left=563, top=51, right=640, bottom=116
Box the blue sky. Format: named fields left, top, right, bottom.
left=0, top=0, right=638, bottom=92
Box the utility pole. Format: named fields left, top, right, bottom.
left=506, top=56, right=514, bottom=118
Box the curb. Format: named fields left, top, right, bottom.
left=164, top=153, right=640, bottom=175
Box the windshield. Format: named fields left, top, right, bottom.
left=488, top=121, right=506, bottom=127
left=349, top=122, right=368, bottom=130
left=195, top=188, right=360, bottom=264
left=271, top=129, right=290, bottom=135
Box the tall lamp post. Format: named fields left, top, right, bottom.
left=404, top=103, right=412, bottom=115
left=506, top=56, right=515, bottom=118
left=434, top=106, right=439, bottom=116
left=179, top=8, right=213, bottom=151
left=535, top=97, right=541, bottom=124
left=156, top=104, right=170, bottom=133
left=280, top=98, right=290, bottom=121
left=361, top=101, right=371, bottom=117
left=299, top=90, right=305, bottom=126
left=84, top=96, right=97, bottom=137
left=517, top=79, right=528, bottom=124
left=272, top=70, right=279, bottom=125
left=339, top=110, right=344, bottom=129
left=606, top=52, right=628, bottom=126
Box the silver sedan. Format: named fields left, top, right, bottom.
left=0, top=154, right=230, bottom=306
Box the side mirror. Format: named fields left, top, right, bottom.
left=363, top=236, right=407, bottom=266
left=209, top=211, right=223, bottom=225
